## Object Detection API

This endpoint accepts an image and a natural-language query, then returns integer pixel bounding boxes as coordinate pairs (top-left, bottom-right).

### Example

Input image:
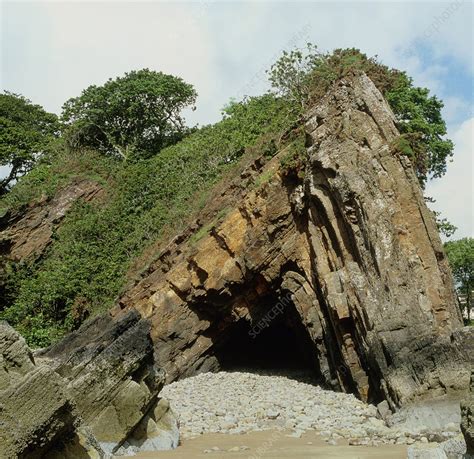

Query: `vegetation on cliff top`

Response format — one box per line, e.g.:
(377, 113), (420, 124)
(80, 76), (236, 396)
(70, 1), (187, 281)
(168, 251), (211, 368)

(0, 47), (458, 346)
(0, 93), (294, 346)
(268, 46), (453, 187)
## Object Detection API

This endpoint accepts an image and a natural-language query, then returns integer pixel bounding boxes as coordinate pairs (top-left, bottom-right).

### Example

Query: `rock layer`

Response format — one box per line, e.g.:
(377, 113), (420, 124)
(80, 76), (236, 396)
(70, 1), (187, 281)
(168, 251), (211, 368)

(0, 311), (177, 458)
(461, 371), (474, 456)
(117, 73), (471, 408)
(0, 321), (95, 458)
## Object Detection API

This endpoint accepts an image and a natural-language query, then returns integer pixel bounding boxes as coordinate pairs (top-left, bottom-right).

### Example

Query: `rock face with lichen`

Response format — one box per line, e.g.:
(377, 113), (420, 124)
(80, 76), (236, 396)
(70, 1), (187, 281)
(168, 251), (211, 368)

(461, 371), (474, 455)
(0, 311), (178, 458)
(117, 73), (472, 408)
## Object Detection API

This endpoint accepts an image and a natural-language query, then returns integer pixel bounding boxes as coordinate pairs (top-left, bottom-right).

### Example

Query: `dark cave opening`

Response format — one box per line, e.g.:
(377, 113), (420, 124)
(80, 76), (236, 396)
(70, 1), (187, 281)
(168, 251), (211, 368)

(213, 295), (320, 380)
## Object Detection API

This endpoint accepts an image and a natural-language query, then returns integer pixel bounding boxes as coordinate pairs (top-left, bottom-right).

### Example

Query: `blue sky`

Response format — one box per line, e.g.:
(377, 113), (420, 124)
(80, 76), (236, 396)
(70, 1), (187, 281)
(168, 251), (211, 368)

(1, 0), (473, 238)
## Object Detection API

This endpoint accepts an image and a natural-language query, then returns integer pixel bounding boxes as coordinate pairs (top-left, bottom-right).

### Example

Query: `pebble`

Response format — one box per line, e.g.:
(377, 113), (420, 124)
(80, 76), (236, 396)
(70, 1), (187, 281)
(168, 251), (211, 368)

(160, 370), (464, 446)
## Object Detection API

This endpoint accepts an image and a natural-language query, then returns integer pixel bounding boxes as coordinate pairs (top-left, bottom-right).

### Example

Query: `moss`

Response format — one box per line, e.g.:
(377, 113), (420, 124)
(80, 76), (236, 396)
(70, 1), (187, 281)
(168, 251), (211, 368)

(253, 168), (276, 189)
(390, 135), (414, 157)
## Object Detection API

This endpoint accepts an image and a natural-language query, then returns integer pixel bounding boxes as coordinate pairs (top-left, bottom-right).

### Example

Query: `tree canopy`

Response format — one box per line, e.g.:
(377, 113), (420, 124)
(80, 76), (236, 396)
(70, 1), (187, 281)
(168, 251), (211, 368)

(444, 237), (474, 322)
(61, 69), (197, 161)
(0, 92), (59, 194)
(268, 46), (453, 187)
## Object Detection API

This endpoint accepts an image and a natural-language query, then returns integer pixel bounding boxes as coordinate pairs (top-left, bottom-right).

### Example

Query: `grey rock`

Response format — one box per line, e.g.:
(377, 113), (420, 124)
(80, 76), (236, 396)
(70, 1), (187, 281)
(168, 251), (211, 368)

(377, 400), (392, 421)
(0, 311), (176, 458)
(0, 321), (104, 459)
(461, 370), (474, 455)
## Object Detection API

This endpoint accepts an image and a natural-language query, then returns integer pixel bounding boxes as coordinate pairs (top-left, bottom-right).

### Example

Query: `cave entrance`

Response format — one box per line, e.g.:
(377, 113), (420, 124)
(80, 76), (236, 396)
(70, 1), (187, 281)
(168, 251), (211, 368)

(214, 294), (320, 380)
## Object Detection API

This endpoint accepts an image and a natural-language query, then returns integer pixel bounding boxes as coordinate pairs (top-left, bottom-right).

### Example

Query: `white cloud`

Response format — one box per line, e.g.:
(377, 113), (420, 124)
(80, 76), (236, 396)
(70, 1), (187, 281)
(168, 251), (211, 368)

(426, 117), (474, 239)
(2, 2), (472, 125)
(0, 165), (10, 181)
(442, 96), (472, 126)
(1, 1), (472, 237)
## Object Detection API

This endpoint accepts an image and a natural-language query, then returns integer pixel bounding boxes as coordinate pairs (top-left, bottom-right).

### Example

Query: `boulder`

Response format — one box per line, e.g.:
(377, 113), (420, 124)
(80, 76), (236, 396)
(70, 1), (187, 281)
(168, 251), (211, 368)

(0, 310), (178, 457)
(461, 370), (474, 456)
(0, 321), (101, 458)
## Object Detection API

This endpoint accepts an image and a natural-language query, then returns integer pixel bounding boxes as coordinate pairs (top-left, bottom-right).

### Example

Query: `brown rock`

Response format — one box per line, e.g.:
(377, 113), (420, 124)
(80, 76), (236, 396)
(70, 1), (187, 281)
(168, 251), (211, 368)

(117, 74), (471, 408)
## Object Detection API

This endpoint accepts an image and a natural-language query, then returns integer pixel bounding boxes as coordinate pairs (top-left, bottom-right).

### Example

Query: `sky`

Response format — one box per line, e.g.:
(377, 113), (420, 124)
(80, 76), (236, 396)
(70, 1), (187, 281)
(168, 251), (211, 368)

(1, 0), (473, 239)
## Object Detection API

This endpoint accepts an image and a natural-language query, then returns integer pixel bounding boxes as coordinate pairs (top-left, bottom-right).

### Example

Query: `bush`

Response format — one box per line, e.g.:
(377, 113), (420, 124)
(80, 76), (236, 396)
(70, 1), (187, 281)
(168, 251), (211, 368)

(0, 93), (297, 346)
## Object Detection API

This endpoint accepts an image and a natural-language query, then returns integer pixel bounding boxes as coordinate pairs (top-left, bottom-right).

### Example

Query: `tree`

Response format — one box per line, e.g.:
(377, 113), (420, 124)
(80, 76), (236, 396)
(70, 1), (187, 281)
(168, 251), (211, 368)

(61, 69), (197, 161)
(385, 75), (453, 186)
(444, 238), (474, 322)
(0, 92), (59, 194)
(267, 43), (322, 110)
(268, 46), (453, 187)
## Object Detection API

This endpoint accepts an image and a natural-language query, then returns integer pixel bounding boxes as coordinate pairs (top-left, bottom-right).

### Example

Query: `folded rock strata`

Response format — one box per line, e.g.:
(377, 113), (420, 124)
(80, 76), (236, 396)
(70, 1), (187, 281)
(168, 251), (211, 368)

(0, 72), (471, 457)
(117, 73), (472, 408)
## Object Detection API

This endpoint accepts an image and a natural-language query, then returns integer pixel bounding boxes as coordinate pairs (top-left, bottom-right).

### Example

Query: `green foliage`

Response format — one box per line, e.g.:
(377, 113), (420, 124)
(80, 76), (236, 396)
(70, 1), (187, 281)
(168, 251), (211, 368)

(267, 43), (321, 110)
(0, 92), (60, 194)
(279, 127), (307, 180)
(61, 69), (197, 161)
(444, 238), (474, 322)
(435, 214), (458, 238)
(385, 76), (453, 186)
(1, 93), (296, 346)
(253, 168), (276, 189)
(0, 149), (114, 213)
(268, 46), (453, 186)
(391, 135), (414, 158)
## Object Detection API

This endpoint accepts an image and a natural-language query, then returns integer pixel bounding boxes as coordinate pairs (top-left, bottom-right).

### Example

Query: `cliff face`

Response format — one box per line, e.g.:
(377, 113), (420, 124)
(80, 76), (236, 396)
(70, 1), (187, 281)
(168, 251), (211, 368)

(117, 74), (471, 408)
(0, 75), (471, 458)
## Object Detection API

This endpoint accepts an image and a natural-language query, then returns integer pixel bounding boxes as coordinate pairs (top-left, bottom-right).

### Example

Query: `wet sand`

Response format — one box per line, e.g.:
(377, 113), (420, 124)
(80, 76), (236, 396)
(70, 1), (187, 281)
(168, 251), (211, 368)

(127, 430), (407, 458)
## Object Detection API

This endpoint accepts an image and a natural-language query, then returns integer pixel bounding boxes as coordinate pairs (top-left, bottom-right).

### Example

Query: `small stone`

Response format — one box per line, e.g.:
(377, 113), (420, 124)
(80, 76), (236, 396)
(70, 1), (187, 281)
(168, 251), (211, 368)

(445, 422), (458, 432)
(266, 409), (280, 419)
(228, 446), (240, 452)
(420, 437), (428, 443)
(211, 446), (220, 451)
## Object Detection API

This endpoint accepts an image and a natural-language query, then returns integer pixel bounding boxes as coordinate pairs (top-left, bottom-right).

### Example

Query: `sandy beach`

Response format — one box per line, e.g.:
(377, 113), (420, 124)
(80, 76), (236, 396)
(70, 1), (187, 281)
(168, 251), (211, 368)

(127, 430), (407, 458)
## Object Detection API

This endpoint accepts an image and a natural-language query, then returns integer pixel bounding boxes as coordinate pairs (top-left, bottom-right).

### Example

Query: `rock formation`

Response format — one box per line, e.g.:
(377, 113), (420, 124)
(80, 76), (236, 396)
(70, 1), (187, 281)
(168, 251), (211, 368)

(117, 73), (472, 408)
(0, 73), (472, 457)
(0, 178), (102, 263)
(462, 371), (474, 456)
(0, 178), (103, 308)
(0, 311), (178, 458)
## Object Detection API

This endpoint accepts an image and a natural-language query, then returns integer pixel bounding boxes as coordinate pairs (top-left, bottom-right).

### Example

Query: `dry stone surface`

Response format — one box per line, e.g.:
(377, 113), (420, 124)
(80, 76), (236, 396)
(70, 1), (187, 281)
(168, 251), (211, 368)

(161, 370), (467, 456)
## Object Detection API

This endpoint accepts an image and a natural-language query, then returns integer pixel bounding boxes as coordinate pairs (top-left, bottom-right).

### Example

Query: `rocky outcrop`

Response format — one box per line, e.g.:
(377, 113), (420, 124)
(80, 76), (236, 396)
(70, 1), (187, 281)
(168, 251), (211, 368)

(0, 311), (178, 458)
(0, 178), (103, 309)
(1, 72), (471, 457)
(0, 178), (103, 263)
(0, 320), (101, 458)
(117, 73), (472, 408)
(461, 371), (474, 456)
